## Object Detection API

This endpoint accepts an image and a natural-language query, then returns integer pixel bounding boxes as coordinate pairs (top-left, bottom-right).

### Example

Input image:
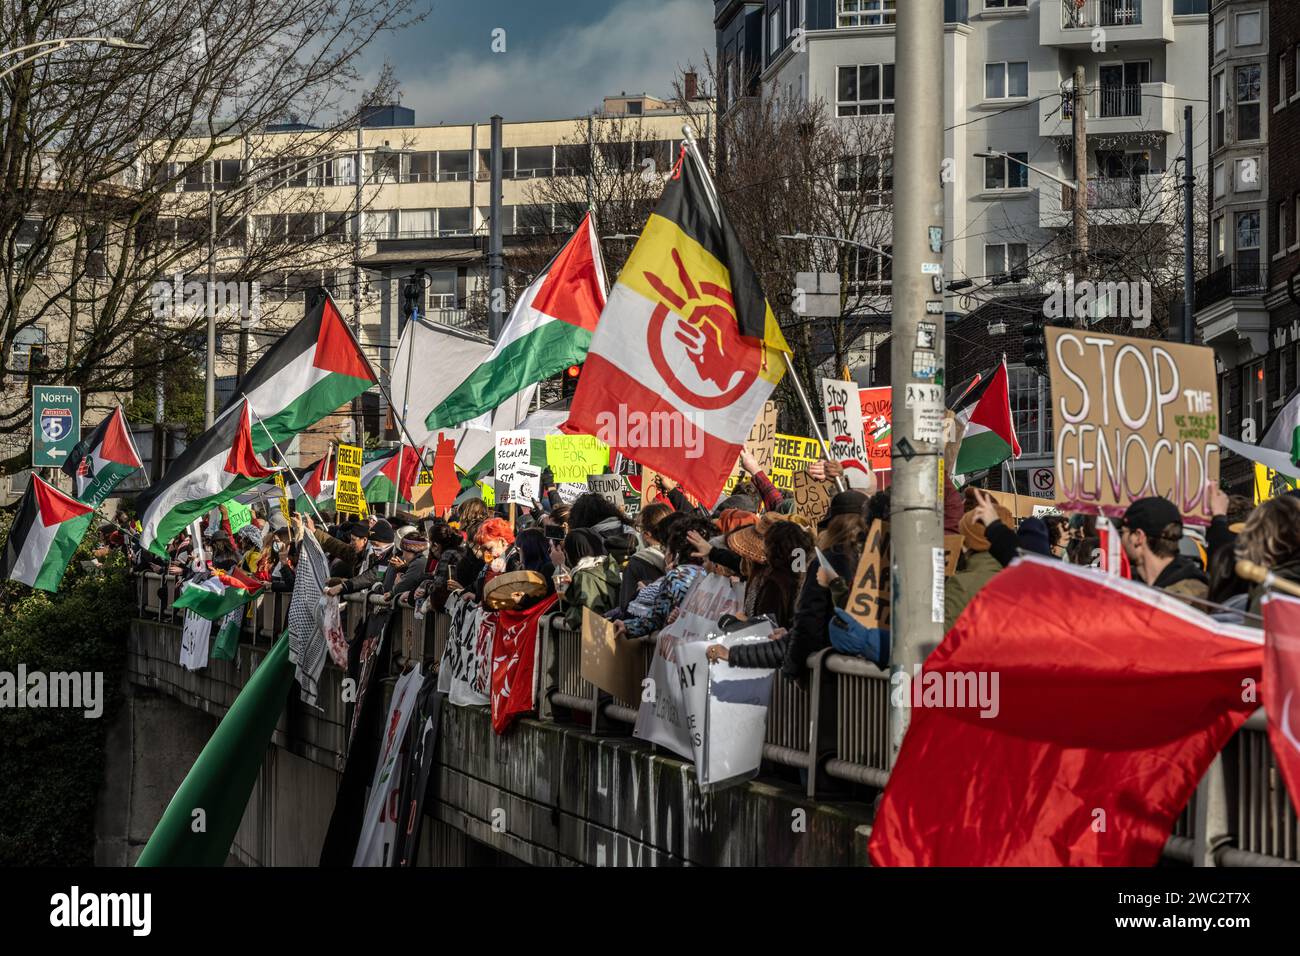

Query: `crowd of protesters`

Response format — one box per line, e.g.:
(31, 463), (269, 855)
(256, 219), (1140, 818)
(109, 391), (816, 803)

(117, 443), (1297, 690)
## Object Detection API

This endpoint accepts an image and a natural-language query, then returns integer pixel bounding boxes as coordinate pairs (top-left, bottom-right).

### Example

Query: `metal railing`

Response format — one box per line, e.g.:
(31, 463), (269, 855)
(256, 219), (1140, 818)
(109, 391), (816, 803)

(133, 571), (1298, 865)
(1193, 264), (1270, 312)
(1062, 0), (1142, 29)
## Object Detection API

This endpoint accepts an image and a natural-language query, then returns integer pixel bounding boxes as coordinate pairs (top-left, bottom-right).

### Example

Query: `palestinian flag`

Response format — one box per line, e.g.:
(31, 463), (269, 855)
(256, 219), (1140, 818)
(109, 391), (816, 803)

(362, 445), (422, 508)
(173, 567), (264, 620)
(61, 405), (143, 506)
(1261, 386), (1300, 466)
(216, 289), (376, 454)
(137, 401), (278, 556)
(426, 214), (607, 431)
(0, 476), (94, 592)
(953, 359), (1021, 476)
(291, 454), (336, 512)
(561, 144), (791, 505)
(137, 631), (295, 866)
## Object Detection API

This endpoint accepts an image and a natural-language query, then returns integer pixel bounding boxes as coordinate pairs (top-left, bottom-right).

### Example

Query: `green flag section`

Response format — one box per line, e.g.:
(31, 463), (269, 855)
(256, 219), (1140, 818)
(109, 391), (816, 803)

(954, 360), (1021, 476)
(1260, 386), (1300, 466)
(212, 609), (245, 662)
(425, 213), (607, 431)
(136, 631), (295, 866)
(0, 475), (94, 593)
(61, 405), (143, 506)
(215, 290), (377, 454)
(173, 568), (264, 621)
(136, 401), (279, 556)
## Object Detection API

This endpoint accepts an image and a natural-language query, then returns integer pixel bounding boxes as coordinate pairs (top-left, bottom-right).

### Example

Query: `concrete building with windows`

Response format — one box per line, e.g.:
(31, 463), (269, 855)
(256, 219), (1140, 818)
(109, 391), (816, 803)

(717, 0), (1210, 491)
(157, 92), (713, 461)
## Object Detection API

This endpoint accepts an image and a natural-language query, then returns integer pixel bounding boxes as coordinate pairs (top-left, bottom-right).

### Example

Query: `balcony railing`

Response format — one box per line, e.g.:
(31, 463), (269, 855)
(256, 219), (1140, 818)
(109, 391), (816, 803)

(1062, 0), (1142, 29)
(1098, 83), (1142, 119)
(1194, 264), (1270, 312)
(134, 570), (1300, 865)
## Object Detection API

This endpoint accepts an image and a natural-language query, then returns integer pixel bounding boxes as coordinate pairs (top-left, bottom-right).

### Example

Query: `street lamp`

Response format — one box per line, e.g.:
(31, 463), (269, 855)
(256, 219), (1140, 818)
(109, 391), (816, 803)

(778, 232), (893, 260)
(974, 150), (1079, 193)
(200, 144), (404, 426)
(0, 36), (150, 82)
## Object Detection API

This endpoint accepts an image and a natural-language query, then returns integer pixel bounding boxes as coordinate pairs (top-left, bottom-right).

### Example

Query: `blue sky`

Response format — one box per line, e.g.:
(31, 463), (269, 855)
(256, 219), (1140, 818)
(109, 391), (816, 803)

(360, 0), (715, 125)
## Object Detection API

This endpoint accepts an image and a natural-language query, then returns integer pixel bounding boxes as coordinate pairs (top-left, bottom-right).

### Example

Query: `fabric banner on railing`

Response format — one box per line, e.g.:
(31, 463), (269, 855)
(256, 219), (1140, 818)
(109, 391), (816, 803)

(490, 594), (558, 734)
(354, 664), (425, 867)
(1261, 594), (1300, 817)
(440, 592), (490, 707)
(394, 679), (444, 868)
(287, 531), (331, 709)
(179, 610), (211, 672)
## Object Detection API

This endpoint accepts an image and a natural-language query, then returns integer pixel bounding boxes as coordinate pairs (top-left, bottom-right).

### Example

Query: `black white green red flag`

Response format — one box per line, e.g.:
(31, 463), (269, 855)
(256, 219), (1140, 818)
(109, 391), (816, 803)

(953, 359), (1021, 476)
(61, 405), (143, 506)
(215, 289), (376, 454)
(136, 401), (278, 556)
(0, 475), (94, 592)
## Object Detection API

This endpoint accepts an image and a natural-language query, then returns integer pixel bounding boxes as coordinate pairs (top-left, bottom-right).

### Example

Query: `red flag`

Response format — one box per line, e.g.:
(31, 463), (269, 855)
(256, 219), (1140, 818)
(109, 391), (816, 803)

(490, 594), (559, 734)
(869, 556), (1263, 866)
(1097, 524), (1131, 577)
(1261, 594), (1300, 816)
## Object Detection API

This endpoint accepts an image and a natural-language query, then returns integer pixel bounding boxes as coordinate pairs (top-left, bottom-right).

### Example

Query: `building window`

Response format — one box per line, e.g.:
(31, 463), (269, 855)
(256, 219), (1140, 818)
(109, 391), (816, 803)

(1213, 72), (1225, 148)
(1236, 11), (1261, 47)
(838, 153), (893, 204)
(1213, 163), (1225, 198)
(1213, 216), (1225, 267)
(1294, 194), (1300, 246)
(438, 207), (471, 236)
(769, 9), (781, 56)
(1244, 361), (1265, 435)
(1279, 203), (1288, 256)
(1236, 210), (1261, 273)
(1214, 17), (1226, 54)
(1236, 157), (1260, 191)
(984, 151), (1029, 190)
(1008, 365), (1048, 456)
(837, 64), (895, 115)
(838, 0), (896, 27)
(985, 0), (1028, 8)
(1236, 64), (1261, 141)
(985, 242), (1028, 276)
(985, 61), (1029, 100)
(1281, 54), (1289, 107)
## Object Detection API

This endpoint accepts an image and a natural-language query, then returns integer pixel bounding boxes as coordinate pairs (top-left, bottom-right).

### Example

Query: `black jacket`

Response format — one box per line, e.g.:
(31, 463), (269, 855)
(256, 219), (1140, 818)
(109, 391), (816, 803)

(589, 516), (638, 567)
(1152, 555), (1209, 592)
(986, 519), (1019, 568)
(782, 544), (856, 682)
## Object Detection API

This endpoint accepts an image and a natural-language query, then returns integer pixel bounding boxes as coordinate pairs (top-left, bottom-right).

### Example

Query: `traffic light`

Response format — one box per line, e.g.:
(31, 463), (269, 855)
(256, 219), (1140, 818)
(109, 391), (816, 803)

(1022, 318), (1047, 374)
(402, 272), (424, 324)
(561, 363), (582, 398)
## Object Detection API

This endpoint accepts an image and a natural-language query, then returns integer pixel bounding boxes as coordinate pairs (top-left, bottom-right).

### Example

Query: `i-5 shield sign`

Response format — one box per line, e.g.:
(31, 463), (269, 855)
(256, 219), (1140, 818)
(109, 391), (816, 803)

(32, 386), (80, 467)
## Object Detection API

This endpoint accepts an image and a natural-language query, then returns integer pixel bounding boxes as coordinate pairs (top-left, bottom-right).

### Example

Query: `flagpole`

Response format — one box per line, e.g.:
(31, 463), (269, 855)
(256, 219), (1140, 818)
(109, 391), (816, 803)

(680, 125), (845, 495)
(239, 394), (325, 526)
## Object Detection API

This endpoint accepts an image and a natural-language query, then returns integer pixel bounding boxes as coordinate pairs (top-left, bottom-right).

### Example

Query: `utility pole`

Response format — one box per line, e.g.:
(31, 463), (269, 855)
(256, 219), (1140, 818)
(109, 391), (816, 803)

(488, 115), (505, 342)
(1072, 64), (1089, 279)
(1182, 104), (1196, 344)
(888, 0), (945, 766)
(585, 113), (595, 211)
(205, 174), (217, 428)
(351, 119), (365, 443)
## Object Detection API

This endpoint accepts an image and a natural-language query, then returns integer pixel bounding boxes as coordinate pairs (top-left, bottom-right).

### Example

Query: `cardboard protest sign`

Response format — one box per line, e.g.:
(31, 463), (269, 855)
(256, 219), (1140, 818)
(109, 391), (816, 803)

(641, 465), (700, 509)
(943, 534), (964, 576)
(846, 520), (891, 629)
(722, 400), (779, 495)
(580, 607), (645, 704)
(545, 434), (609, 484)
(588, 472), (625, 509)
(1046, 328), (1220, 522)
(494, 429), (531, 489)
(791, 471), (834, 526)
(335, 443), (368, 517)
(1255, 462), (1300, 504)
(771, 433), (823, 491)
(859, 387), (892, 473)
(822, 378), (868, 466)
(555, 482), (587, 505)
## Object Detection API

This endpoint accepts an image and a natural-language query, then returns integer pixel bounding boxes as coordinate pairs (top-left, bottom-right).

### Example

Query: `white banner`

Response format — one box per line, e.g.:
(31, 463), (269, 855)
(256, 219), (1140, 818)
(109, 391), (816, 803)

(179, 610), (211, 672)
(354, 664), (425, 866)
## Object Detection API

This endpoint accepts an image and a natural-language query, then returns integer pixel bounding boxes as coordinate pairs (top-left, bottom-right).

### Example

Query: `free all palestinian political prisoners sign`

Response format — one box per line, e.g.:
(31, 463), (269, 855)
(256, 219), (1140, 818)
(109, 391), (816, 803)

(1046, 328), (1219, 523)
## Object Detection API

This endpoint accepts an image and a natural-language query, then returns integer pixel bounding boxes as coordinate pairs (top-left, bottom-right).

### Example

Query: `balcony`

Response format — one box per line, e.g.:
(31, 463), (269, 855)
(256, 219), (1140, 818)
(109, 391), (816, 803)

(1041, 0), (1173, 48)
(1195, 264), (1270, 363)
(1038, 172), (1177, 229)
(1039, 82), (1177, 139)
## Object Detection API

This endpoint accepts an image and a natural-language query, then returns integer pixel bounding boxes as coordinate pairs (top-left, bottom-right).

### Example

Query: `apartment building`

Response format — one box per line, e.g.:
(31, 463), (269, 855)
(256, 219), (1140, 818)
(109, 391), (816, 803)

(717, 0), (1209, 490)
(157, 93), (713, 463)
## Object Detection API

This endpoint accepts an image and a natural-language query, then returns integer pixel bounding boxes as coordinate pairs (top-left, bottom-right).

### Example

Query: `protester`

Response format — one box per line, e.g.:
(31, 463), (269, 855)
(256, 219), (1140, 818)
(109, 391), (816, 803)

(311, 518), (368, 580)
(618, 502), (671, 611)
(1119, 497), (1208, 601)
(554, 527), (622, 629)
(944, 490), (1014, 632)
(781, 490), (867, 683)
(615, 516), (715, 639)
(568, 493), (637, 566)
(1236, 494), (1300, 613)
(472, 517), (515, 601)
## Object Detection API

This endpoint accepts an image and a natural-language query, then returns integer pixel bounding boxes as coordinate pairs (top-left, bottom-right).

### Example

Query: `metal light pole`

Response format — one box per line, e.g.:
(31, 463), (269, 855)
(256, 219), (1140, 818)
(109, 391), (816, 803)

(488, 115), (505, 342)
(1182, 105), (1196, 344)
(888, 0), (946, 766)
(0, 35), (149, 82)
(1072, 65), (1090, 278)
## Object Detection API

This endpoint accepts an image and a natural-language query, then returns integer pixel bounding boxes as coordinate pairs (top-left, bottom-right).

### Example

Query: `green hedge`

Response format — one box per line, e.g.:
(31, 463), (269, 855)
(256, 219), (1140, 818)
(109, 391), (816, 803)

(0, 512), (133, 865)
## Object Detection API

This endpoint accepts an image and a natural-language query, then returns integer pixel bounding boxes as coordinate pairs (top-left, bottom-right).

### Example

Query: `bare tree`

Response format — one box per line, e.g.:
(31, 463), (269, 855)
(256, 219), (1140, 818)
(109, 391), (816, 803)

(0, 0), (424, 463)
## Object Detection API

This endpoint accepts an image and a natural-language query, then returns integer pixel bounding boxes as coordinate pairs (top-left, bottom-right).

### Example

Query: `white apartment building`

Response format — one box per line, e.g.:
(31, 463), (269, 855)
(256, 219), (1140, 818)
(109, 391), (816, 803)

(740, 0), (1209, 305)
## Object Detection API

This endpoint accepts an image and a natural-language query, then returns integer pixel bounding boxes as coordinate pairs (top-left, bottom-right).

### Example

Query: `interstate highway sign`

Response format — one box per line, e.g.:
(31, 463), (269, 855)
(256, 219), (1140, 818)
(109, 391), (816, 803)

(32, 385), (80, 468)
